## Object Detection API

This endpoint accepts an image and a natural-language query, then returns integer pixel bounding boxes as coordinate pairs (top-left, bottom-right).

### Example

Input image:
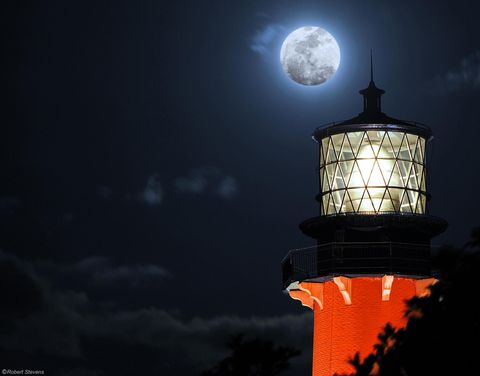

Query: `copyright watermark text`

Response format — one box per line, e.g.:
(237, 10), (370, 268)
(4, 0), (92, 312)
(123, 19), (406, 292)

(2, 370), (45, 375)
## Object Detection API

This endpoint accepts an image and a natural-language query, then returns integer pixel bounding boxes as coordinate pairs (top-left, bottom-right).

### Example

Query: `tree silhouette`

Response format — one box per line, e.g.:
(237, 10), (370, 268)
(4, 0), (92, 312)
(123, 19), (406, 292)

(201, 334), (301, 376)
(346, 227), (480, 376)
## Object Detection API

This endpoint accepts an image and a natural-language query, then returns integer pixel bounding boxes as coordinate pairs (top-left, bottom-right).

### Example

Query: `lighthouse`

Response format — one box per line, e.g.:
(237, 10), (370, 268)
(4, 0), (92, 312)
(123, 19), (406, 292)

(281, 58), (447, 376)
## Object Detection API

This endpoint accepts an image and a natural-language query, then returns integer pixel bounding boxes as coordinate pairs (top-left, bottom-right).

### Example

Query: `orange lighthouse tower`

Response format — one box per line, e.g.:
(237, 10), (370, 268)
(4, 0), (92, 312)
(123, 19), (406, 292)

(281, 60), (447, 376)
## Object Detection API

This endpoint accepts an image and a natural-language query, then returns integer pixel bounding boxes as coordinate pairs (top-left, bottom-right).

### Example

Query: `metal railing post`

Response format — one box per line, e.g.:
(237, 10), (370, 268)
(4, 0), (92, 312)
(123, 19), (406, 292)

(389, 242), (393, 274)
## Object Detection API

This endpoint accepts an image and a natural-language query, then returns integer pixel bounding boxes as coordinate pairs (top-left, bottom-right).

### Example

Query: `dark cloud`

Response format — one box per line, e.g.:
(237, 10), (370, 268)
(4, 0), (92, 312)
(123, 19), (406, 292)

(120, 174), (164, 205)
(0, 251), (312, 375)
(216, 176), (238, 200)
(429, 50), (480, 94)
(97, 186), (112, 200)
(90, 262), (170, 286)
(174, 167), (238, 200)
(41, 255), (171, 289)
(99, 168), (237, 206)
(0, 251), (43, 320)
(141, 174), (163, 205)
(250, 23), (285, 56)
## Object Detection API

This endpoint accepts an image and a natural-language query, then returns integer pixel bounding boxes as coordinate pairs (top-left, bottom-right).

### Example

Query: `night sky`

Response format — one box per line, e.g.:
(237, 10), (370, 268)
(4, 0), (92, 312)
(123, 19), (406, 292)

(1, 1), (480, 374)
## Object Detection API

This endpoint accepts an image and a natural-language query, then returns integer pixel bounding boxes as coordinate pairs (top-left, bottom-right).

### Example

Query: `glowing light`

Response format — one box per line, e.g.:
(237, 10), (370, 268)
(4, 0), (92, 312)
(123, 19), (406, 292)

(350, 143), (397, 212)
(320, 131), (426, 215)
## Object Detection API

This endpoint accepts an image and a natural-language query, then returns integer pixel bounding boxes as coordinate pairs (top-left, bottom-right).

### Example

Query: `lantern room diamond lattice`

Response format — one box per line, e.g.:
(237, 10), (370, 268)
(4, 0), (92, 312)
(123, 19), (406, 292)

(319, 130), (427, 215)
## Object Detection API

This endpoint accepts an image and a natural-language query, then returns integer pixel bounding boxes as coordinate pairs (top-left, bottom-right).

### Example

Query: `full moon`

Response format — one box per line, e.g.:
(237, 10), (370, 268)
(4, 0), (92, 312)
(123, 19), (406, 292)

(280, 26), (340, 86)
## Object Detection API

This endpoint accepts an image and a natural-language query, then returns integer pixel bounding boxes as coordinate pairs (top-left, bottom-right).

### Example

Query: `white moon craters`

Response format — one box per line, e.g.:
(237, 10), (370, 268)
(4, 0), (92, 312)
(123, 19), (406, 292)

(280, 26), (340, 86)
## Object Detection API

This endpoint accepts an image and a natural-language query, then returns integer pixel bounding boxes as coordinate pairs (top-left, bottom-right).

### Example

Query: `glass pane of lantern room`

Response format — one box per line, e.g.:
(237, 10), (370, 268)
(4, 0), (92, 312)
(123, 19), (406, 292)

(346, 132), (364, 157)
(388, 188), (403, 212)
(367, 187), (385, 212)
(334, 164), (346, 190)
(326, 193), (336, 215)
(379, 189), (395, 212)
(418, 194), (426, 213)
(326, 137), (337, 164)
(358, 189), (375, 213)
(406, 134), (419, 161)
(377, 158), (395, 186)
(346, 188), (365, 212)
(397, 160), (412, 188)
(331, 134), (344, 160)
(321, 138), (329, 167)
(332, 189), (346, 213)
(341, 189), (354, 213)
(413, 138), (424, 163)
(322, 194), (329, 215)
(412, 163), (423, 190)
(326, 163), (336, 190)
(399, 190), (413, 213)
(358, 133), (376, 160)
(366, 130), (384, 146)
(419, 138), (426, 164)
(383, 132), (398, 159)
(349, 161), (367, 188)
(339, 135), (354, 161)
(421, 169), (426, 191)
(406, 163), (419, 190)
(398, 134), (412, 161)
(388, 131), (403, 154)
(406, 189), (419, 212)
(320, 167), (328, 192)
(339, 160), (355, 187)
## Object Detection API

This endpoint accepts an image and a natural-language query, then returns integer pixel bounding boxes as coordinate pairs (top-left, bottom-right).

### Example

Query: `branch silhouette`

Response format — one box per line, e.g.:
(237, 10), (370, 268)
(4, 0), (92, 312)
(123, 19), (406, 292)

(344, 227), (480, 376)
(201, 334), (301, 376)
